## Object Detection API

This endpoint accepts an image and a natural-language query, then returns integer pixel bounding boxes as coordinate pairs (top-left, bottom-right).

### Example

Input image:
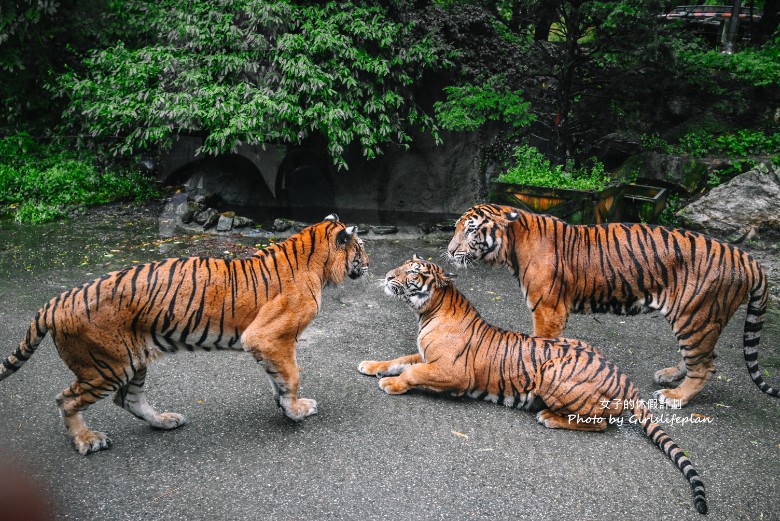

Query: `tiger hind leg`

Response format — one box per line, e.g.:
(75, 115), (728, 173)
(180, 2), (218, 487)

(653, 324), (719, 408)
(113, 366), (186, 430)
(653, 358), (716, 408)
(56, 378), (118, 455)
(534, 354), (626, 432)
(535, 409), (607, 432)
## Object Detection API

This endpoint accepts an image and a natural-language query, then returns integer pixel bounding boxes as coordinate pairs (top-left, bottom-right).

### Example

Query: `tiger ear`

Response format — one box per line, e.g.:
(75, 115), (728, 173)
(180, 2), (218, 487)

(324, 213), (340, 223)
(412, 253), (423, 261)
(336, 226), (356, 246)
(504, 211), (519, 222)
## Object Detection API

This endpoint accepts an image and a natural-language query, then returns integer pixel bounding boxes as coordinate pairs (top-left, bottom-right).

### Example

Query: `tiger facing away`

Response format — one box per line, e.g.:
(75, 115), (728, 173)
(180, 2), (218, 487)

(0, 214), (368, 455)
(359, 256), (708, 514)
(446, 203), (779, 407)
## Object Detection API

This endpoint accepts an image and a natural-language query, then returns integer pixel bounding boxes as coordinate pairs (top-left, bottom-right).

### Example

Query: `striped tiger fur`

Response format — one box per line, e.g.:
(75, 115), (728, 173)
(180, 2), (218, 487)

(446, 203), (778, 407)
(359, 256), (708, 514)
(0, 214), (369, 455)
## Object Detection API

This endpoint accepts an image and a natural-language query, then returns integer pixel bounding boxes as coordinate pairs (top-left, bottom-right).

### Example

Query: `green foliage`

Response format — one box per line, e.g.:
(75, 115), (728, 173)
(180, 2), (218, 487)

(0, 136), (159, 223)
(658, 193), (683, 228)
(434, 79), (536, 132)
(0, 0), (57, 72)
(670, 129), (779, 188)
(55, 0), (448, 169)
(498, 145), (611, 191)
(675, 129), (780, 157)
(1, 0), (116, 129)
(678, 36), (780, 88)
(639, 133), (672, 153)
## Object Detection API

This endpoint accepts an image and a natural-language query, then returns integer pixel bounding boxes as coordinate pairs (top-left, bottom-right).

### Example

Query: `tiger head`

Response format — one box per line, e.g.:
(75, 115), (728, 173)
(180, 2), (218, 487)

(446, 204), (519, 267)
(324, 214), (369, 281)
(384, 255), (456, 310)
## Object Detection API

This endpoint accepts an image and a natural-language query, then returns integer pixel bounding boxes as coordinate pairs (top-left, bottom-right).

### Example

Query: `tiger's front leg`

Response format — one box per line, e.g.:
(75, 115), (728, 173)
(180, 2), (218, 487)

(532, 303), (569, 338)
(358, 353), (422, 377)
(378, 363), (465, 396)
(242, 319), (317, 421)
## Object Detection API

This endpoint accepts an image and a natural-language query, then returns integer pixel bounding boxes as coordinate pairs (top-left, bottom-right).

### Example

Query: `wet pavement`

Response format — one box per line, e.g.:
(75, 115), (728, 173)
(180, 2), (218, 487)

(0, 201), (779, 520)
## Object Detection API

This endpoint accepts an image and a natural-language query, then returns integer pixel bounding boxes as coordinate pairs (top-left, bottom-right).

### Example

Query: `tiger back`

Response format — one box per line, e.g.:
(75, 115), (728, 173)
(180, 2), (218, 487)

(0, 214), (369, 455)
(446, 203), (779, 407)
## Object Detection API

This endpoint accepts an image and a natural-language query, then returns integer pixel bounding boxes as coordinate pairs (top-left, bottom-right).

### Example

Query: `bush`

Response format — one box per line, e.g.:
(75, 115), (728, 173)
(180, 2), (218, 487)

(0, 137), (160, 223)
(497, 145), (611, 191)
(657, 193), (683, 228)
(679, 38), (780, 88)
(675, 129), (780, 158)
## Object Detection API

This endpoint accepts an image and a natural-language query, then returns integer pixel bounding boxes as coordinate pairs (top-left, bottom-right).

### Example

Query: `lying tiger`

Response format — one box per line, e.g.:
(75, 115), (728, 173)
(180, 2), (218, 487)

(0, 214), (368, 455)
(446, 203), (778, 407)
(360, 256), (708, 514)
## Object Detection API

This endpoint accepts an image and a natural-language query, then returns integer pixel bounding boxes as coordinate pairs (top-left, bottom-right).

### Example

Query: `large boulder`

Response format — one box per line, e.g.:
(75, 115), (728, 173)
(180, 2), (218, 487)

(678, 162), (780, 243)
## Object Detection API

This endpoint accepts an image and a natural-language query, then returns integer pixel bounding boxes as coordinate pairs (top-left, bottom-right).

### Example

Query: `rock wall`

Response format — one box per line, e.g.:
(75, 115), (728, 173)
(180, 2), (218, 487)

(157, 128), (496, 223)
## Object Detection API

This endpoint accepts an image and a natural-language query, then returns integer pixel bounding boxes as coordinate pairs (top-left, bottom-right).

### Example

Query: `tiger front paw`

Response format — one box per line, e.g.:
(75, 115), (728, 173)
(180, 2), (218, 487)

(358, 360), (388, 376)
(281, 397), (319, 421)
(378, 376), (409, 395)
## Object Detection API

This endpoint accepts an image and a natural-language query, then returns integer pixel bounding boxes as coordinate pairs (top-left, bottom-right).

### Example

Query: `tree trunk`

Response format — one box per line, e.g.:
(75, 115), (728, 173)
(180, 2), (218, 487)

(534, 0), (560, 41)
(722, 0), (742, 54)
(756, 0), (779, 42)
(553, 1), (580, 164)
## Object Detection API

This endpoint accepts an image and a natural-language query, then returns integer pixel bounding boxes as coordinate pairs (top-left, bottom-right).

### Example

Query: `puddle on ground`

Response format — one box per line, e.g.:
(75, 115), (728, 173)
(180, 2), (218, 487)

(0, 201), (267, 307)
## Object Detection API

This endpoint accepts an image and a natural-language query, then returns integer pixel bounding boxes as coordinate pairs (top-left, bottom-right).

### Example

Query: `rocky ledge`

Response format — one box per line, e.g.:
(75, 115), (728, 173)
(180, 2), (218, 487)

(166, 192), (457, 241)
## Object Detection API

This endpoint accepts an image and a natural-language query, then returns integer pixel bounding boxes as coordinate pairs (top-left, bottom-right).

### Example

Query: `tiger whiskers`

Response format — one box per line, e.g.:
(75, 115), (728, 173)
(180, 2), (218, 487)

(442, 251), (474, 269)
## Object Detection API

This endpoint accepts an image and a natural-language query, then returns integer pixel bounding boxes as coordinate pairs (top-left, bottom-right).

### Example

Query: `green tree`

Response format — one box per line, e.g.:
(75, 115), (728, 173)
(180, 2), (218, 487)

(1, 0), (115, 131)
(55, 0), (449, 169)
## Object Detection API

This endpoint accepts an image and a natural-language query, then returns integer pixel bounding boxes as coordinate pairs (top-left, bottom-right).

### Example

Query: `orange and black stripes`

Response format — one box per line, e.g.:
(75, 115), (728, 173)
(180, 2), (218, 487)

(0, 310), (48, 380)
(448, 204), (778, 404)
(366, 258), (707, 514)
(632, 400), (708, 514)
(22, 221), (348, 357)
(1, 215), (369, 454)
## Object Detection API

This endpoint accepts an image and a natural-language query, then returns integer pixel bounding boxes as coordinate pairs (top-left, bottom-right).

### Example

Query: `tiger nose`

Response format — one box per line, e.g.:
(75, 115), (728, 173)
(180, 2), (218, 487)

(447, 238), (459, 255)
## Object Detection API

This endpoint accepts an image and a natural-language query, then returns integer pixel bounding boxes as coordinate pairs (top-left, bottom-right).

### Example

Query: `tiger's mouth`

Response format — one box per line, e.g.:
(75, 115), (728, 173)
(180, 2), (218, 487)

(349, 266), (369, 279)
(349, 259), (369, 279)
(383, 278), (406, 299)
(444, 250), (475, 268)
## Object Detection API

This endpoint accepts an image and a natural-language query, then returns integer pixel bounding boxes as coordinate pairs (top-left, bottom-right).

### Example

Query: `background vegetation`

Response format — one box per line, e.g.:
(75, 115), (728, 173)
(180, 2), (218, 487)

(1, 0), (779, 221)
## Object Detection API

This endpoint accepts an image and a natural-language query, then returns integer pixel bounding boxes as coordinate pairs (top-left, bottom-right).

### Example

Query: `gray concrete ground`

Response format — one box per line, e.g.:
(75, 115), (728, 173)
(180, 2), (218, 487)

(1, 205), (779, 520)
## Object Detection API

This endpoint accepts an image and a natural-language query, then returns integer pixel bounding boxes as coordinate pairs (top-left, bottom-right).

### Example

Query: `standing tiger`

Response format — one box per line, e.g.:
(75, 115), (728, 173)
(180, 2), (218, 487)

(0, 214), (369, 455)
(446, 203), (778, 407)
(359, 256), (708, 514)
